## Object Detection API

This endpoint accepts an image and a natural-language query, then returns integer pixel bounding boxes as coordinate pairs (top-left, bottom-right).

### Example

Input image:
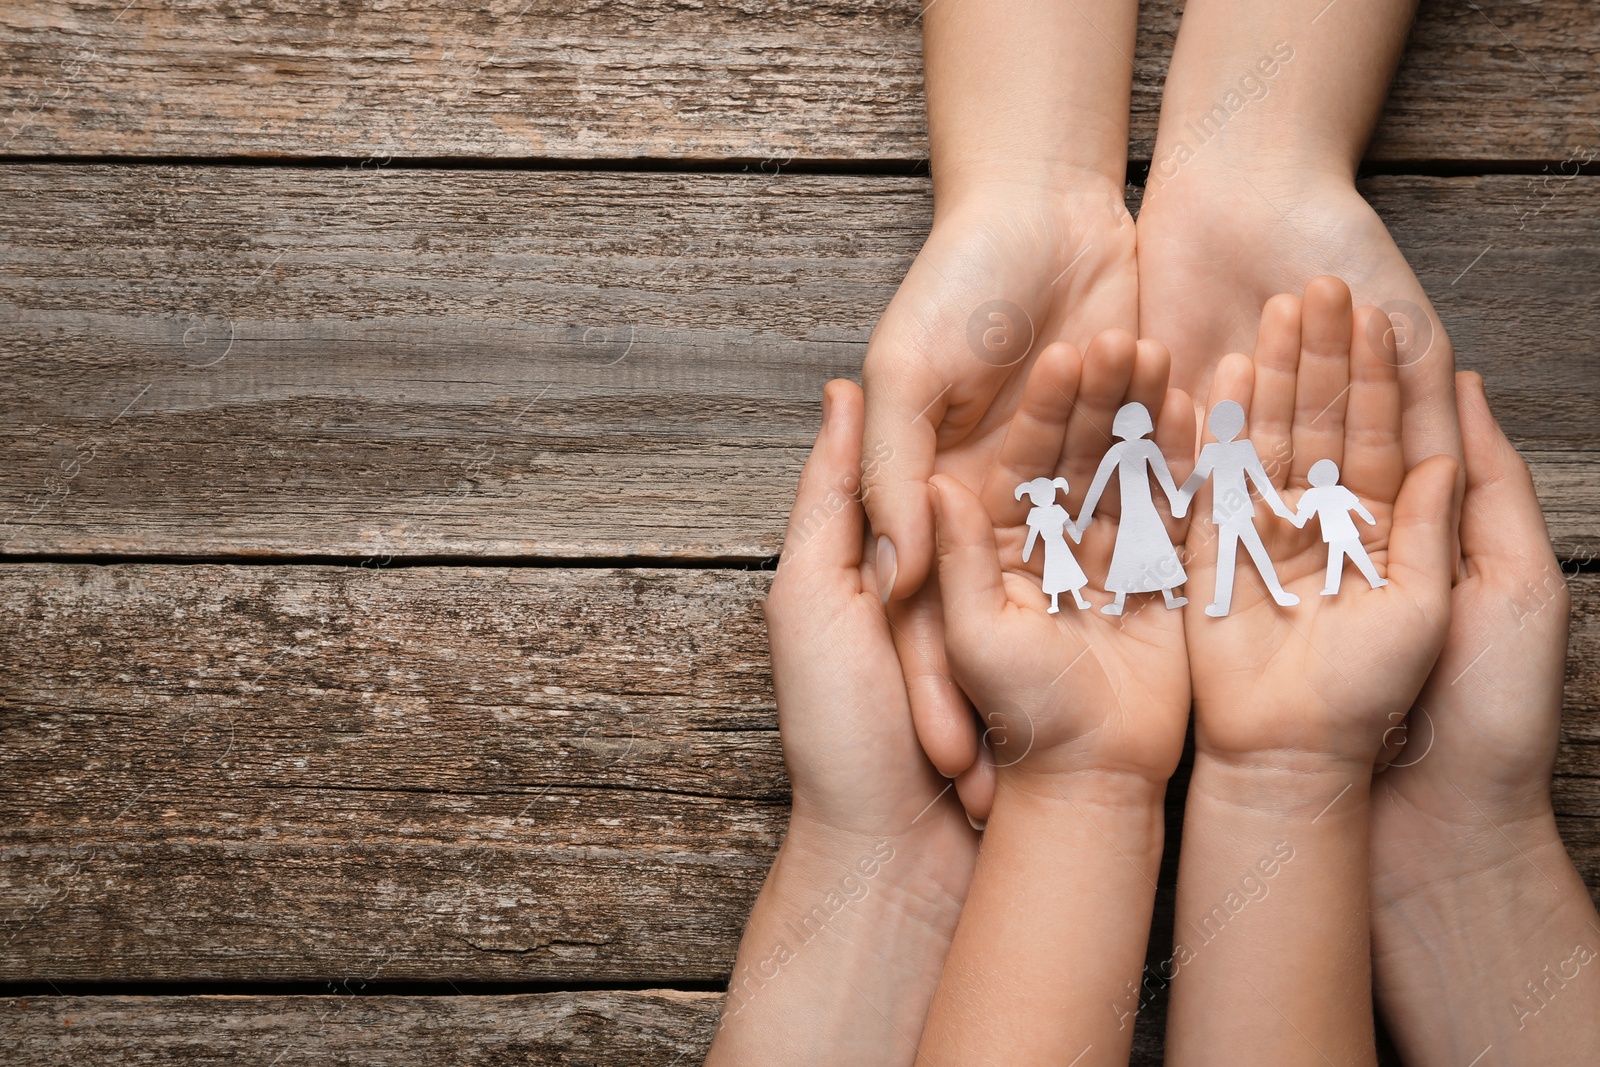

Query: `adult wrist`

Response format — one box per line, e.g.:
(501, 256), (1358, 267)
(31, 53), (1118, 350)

(779, 802), (971, 934)
(1141, 135), (1357, 209)
(1372, 797), (1565, 916)
(931, 160), (1131, 229)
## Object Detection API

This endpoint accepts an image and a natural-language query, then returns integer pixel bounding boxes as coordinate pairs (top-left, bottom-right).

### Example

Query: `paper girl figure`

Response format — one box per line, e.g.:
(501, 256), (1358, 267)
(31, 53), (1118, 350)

(1075, 403), (1188, 617)
(1015, 477), (1089, 613)
(1291, 459), (1387, 595)
(1174, 399), (1300, 617)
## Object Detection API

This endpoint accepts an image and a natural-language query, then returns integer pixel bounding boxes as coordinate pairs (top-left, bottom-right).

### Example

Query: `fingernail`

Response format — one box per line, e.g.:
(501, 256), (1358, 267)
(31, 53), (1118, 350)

(876, 535), (897, 605)
(967, 812), (987, 832)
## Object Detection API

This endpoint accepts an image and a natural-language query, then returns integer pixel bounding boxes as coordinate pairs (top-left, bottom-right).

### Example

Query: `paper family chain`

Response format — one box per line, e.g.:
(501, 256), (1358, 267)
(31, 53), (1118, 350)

(1016, 400), (1386, 619)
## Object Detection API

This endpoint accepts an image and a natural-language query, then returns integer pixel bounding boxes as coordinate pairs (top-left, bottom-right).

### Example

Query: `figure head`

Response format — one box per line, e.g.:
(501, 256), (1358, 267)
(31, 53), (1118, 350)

(1209, 399), (1245, 442)
(1112, 402), (1153, 441)
(1308, 458), (1339, 488)
(1014, 476), (1070, 508)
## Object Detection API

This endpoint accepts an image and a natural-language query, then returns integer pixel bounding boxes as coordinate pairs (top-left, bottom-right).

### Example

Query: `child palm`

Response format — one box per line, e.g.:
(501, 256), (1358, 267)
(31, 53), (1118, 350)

(931, 330), (1196, 782)
(1183, 277), (1459, 765)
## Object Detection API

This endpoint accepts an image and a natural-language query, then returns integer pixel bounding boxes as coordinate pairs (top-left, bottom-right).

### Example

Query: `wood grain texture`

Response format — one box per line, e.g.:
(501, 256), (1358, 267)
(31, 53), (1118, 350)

(0, 0), (1593, 162)
(2, 564), (1597, 988)
(2, 168), (1596, 560)
(0, 989), (1159, 1066)
(0, 992), (723, 1066)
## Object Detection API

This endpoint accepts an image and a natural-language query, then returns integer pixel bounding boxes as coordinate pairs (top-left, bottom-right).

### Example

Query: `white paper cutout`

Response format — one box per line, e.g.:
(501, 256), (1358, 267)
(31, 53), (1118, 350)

(1291, 458), (1387, 595)
(1076, 403), (1189, 616)
(1015, 477), (1089, 613)
(1174, 400), (1300, 617)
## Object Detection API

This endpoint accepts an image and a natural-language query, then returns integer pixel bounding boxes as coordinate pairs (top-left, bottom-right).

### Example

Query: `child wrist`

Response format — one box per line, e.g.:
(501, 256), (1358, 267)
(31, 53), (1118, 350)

(996, 763), (1171, 819)
(1190, 748), (1374, 818)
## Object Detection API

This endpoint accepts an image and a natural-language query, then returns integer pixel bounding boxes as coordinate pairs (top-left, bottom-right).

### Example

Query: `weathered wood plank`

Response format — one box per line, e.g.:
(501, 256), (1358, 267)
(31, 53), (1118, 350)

(0, 1), (1592, 162)
(0, 989), (1158, 1066)
(0, 992), (723, 1066)
(0, 564), (783, 982)
(1, 168), (1596, 560)
(1, 564), (1597, 984)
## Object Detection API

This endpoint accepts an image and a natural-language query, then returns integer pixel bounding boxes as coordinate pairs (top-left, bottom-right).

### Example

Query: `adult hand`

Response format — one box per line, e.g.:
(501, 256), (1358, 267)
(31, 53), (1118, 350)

(860, 0), (1142, 821)
(862, 184), (1138, 816)
(1137, 0), (1462, 474)
(1369, 374), (1600, 1062)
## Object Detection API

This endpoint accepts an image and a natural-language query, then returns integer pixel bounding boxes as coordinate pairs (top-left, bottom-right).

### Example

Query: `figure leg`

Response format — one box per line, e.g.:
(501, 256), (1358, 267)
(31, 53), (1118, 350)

(1206, 527), (1238, 617)
(1102, 591), (1127, 617)
(1240, 524), (1300, 607)
(1350, 541), (1387, 589)
(1321, 543), (1346, 596)
(1048, 591), (1061, 614)
(1071, 588), (1091, 610)
(1162, 586), (1188, 609)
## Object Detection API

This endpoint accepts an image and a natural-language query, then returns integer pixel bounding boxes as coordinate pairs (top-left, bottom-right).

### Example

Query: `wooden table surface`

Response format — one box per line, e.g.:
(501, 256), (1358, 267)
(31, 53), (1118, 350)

(1, 2), (1596, 1063)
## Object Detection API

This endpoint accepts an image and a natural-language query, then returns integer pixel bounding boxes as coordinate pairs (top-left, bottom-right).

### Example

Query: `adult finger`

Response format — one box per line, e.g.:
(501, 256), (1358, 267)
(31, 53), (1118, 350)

(775, 380), (869, 584)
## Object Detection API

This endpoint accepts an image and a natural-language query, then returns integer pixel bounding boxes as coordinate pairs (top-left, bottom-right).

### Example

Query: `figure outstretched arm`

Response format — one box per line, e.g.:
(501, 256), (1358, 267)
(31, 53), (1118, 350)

(1352, 496), (1377, 526)
(1147, 441), (1184, 511)
(1246, 451), (1295, 519)
(1174, 448), (1212, 519)
(1022, 523), (1040, 563)
(1075, 446), (1120, 530)
(1289, 492), (1313, 530)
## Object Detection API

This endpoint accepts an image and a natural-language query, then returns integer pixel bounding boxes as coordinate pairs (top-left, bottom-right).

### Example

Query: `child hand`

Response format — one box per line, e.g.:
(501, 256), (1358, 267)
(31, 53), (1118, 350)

(917, 332), (1199, 1066)
(1184, 276), (1459, 770)
(1370, 374), (1600, 1061)
(1165, 278), (1456, 1066)
(930, 329), (1195, 785)
(708, 380), (976, 1067)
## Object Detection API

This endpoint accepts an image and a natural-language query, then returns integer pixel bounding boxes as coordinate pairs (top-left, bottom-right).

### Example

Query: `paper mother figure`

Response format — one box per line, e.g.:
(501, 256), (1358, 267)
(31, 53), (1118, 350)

(1015, 477), (1089, 613)
(1075, 402), (1188, 617)
(1291, 458), (1387, 595)
(1174, 400), (1299, 618)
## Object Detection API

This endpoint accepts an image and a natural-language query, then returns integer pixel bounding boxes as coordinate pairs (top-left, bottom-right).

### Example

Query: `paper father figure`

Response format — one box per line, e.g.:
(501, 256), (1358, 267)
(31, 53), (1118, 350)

(1175, 400), (1299, 617)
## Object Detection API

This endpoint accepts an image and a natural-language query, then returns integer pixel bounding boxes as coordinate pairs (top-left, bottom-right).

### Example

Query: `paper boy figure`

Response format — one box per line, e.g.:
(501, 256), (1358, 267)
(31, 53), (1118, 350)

(1015, 477), (1089, 613)
(1174, 400), (1300, 617)
(1291, 459), (1387, 595)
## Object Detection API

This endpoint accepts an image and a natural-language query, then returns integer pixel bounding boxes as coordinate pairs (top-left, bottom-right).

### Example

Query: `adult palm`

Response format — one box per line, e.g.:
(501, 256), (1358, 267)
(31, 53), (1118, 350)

(861, 180), (1139, 800)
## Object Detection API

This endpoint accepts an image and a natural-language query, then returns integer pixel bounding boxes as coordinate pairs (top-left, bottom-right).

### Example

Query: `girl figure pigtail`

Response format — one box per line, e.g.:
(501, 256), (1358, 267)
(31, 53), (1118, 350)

(1016, 476), (1090, 614)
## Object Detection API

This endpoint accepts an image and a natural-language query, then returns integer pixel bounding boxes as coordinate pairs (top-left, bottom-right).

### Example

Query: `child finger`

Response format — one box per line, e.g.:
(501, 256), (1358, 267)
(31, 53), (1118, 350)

(1249, 293), (1302, 490)
(981, 341), (1082, 520)
(1127, 338), (1173, 420)
(1290, 276), (1354, 486)
(1340, 305), (1405, 504)
(1156, 387), (1197, 537)
(1386, 454), (1461, 607)
(953, 742), (996, 828)
(931, 474), (1012, 642)
(776, 379), (868, 579)
(1060, 329), (1138, 514)
(1189, 352), (1256, 535)
(889, 584), (981, 780)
